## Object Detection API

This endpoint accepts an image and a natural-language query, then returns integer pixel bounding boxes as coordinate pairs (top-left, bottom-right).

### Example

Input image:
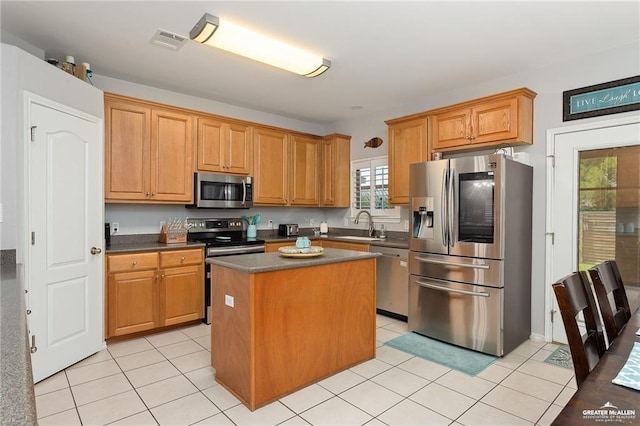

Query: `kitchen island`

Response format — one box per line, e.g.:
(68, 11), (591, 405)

(207, 248), (378, 411)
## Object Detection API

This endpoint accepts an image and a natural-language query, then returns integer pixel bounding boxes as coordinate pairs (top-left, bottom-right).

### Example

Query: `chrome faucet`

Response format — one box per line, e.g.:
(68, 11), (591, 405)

(354, 210), (374, 237)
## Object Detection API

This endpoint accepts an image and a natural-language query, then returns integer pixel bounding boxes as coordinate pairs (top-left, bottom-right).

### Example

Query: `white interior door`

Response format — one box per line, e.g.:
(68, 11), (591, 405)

(27, 93), (105, 382)
(546, 115), (640, 343)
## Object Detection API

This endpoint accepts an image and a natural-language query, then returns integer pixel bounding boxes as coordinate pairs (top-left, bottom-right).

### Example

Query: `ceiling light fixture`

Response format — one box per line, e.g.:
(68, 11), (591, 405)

(189, 13), (330, 78)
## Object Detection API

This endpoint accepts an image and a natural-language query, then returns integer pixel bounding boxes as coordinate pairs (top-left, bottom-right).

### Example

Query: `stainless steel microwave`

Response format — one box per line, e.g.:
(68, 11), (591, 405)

(188, 172), (253, 209)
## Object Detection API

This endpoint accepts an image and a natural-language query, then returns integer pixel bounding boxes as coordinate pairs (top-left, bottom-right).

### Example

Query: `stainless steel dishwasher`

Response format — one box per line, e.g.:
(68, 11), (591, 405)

(370, 246), (409, 319)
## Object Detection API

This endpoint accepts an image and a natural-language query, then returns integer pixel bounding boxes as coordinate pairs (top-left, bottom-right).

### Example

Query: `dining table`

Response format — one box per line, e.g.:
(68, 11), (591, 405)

(553, 306), (640, 425)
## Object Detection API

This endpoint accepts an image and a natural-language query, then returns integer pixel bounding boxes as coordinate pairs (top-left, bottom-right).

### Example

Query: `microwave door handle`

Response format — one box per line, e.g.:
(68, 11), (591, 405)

(441, 167), (448, 247)
(448, 167), (456, 247)
(242, 179), (247, 206)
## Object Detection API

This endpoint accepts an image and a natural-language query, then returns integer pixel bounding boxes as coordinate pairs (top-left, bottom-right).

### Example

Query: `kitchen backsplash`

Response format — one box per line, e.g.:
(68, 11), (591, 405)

(105, 204), (411, 236)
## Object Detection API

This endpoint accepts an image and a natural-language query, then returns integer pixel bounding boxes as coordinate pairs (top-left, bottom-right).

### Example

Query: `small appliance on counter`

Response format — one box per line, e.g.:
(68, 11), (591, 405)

(278, 224), (299, 237)
(105, 223), (111, 246)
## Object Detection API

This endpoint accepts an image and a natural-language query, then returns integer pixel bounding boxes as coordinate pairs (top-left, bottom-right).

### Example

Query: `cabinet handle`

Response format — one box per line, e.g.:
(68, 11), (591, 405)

(151, 192), (157, 196)
(132, 260), (138, 266)
(161, 274), (165, 279)
(180, 256), (185, 262)
(146, 192), (150, 196)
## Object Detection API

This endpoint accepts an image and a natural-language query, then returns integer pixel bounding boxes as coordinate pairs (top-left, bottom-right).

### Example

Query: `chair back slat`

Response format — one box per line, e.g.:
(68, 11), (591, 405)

(553, 271), (605, 388)
(588, 260), (631, 345)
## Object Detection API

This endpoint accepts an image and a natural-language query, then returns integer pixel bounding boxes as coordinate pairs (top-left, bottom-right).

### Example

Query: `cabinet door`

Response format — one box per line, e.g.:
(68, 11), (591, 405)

(321, 135), (351, 207)
(105, 100), (151, 201)
(471, 97), (518, 144)
(289, 134), (320, 206)
(150, 108), (194, 202)
(196, 117), (225, 172)
(226, 123), (253, 175)
(253, 127), (289, 205)
(107, 270), (159, 337)
(432, 109), (471, 150)
(388, 117), (428, 205)
(161, 264), (204, 326)
(197, 118), (252, 175)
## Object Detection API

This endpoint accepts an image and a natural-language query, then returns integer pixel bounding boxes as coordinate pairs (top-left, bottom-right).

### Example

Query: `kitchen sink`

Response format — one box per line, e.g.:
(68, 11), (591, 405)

(335, 236), (383, 242)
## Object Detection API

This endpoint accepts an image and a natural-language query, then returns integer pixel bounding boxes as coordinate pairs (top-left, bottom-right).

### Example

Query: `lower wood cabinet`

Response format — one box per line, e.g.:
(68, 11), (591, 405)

(106, 248), (204, 338)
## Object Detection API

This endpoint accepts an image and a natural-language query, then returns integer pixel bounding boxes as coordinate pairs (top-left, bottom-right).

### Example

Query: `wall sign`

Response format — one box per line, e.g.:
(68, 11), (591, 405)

(563, 75), (640, 121)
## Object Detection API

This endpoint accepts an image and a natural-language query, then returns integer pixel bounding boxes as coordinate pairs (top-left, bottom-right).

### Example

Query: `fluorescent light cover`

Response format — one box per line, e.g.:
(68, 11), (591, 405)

(190, 13), (330, 77)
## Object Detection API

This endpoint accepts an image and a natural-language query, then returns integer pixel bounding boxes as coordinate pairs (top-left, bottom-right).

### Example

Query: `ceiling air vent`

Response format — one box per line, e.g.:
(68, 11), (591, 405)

(151, 29), (187, 50)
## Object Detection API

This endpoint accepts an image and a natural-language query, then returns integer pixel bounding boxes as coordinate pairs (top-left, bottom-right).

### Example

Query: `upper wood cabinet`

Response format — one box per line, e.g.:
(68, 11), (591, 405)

(253, 128), (321, 206)
(385, 116), (428, 205)
(196, 116), (253, 175)
(321, 134), (351, 207)
(105, 94), (194, 203)
(431, 88), (536, 152)
(253, 127), (289, 205)
(289, 133), (321, 206)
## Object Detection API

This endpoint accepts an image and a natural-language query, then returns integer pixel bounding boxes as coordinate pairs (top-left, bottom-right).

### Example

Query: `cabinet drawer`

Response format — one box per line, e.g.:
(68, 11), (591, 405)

(160, 249), (204, 268)
(108, 252), (158, 273)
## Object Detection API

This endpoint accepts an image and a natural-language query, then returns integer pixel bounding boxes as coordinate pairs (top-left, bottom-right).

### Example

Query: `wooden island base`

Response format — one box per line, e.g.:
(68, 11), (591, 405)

(210, 255), (376, 411)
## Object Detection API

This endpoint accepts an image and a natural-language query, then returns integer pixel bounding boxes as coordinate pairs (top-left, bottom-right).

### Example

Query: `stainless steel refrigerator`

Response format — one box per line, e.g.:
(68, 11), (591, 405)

(408, 154), (532, 356)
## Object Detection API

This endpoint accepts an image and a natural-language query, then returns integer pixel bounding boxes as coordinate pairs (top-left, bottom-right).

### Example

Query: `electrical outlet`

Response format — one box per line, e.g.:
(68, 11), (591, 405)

(112, 222), (120, 234)
(310, 218), (315, 226)
(268, 220), (273, 228)
(225, 294), (235, 308)
(403, 219), (409, 231)
(343, 218), (350, 226)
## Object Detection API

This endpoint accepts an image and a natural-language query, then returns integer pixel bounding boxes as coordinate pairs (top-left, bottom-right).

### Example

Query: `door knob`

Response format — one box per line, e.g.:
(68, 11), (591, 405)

(90, 247), (102, 255)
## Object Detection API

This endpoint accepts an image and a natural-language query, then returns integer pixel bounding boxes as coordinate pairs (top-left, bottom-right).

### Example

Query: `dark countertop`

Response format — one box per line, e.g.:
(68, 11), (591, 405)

(1, 264), (38, 426)
(106, 241), (205, 254)
(207, 247), (379, 273)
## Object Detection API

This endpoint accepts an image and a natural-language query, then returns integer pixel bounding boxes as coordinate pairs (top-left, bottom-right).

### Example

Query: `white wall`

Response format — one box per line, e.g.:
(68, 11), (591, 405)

(0, 43), (104, 261)
(326, 40), (640, 338)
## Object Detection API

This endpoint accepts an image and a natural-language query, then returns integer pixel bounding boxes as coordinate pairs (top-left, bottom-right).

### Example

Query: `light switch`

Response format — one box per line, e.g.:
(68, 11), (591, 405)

(225, 294), (234, 308)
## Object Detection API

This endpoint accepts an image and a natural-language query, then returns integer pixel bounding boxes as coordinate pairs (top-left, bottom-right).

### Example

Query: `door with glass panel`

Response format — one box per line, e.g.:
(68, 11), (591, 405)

(548, 117), (640, 343)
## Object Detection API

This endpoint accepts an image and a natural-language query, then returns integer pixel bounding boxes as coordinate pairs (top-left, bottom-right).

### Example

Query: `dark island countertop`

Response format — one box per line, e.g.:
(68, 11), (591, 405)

(262, 234), (409, 249)
(1, 264), (38, 426)
(207, 247), (379, 273)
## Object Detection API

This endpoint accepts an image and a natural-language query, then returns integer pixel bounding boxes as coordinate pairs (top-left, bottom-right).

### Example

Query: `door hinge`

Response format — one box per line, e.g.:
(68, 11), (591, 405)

(30, 334), (38, 353)
(30, 126), (37, 142)
(546, 232), (555, 245)
(547, 154), (555, 168)
(31, 232), (35, 245)
(550, 309), (556, 323)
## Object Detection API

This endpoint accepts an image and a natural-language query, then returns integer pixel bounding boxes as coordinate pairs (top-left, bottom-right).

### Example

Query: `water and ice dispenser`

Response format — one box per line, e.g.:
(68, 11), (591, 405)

(412, 197), (434, 239)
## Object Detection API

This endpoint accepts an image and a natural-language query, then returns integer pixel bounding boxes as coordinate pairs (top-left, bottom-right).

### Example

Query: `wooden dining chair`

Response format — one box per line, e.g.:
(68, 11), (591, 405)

(552, 271), (606, 387)
(588, 260), (631, 346)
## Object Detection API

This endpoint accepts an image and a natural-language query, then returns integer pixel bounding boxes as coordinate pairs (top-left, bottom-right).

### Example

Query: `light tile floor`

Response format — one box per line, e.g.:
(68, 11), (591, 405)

(35, 315), (576, 425)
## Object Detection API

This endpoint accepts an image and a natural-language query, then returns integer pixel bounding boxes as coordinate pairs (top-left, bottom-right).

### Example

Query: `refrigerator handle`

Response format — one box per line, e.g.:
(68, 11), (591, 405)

(448, 167), (456, 247)
(441, 167), (448, 246)
(415, 279), (490, 297)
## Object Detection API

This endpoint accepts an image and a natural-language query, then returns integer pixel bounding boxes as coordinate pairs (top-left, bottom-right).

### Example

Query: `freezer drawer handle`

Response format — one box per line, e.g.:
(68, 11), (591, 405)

(416, 280), (490, 297)
(414, 256), (490, 270)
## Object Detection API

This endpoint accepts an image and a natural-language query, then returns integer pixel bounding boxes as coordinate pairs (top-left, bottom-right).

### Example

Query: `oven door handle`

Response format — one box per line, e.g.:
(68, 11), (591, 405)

(415, 279), (490, 297)
(207, 245), (265, 256)
(413, 256), (490, 270)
